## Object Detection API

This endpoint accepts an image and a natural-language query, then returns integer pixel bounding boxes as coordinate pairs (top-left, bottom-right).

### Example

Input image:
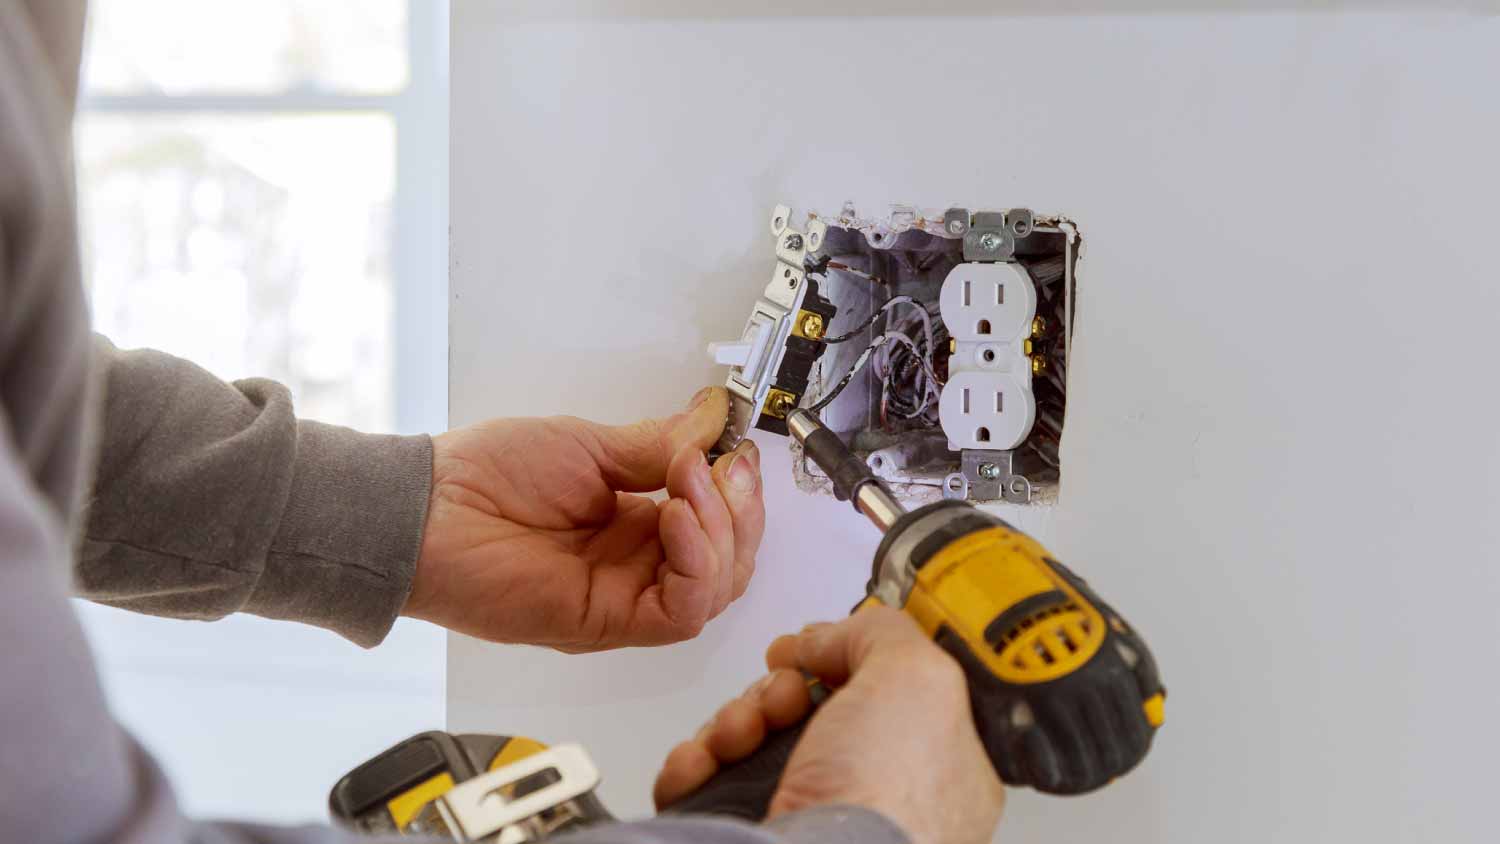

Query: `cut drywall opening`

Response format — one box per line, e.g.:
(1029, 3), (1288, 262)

(793, 206), (1077, 505)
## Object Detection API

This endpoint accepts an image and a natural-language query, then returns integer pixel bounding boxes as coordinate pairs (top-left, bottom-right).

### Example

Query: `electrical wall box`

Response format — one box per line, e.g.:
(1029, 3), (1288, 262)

(712, 203), (1079, 505)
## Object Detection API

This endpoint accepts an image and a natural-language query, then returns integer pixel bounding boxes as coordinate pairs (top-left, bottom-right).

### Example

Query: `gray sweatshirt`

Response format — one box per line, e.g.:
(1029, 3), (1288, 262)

(0, 3), (906, 843)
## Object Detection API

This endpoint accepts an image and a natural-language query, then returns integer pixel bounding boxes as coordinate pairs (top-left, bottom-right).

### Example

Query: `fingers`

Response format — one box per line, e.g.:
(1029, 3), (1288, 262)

(766, 633), (801, 671)
(653, 740), (718, 810)
(705, 697), (767, 762)
(757, 668), (815, 730)
(708, 439), (765, 604)
(786, 607), (934, 687)
(764, 622), (832, 671)
(583, 387), (730, 492)
(704, 669), (811, 759)
(653, 668), (812, 810)
(648, 434), (756, 639)
(585, 386), (763, 644)
(649, 497), (718, 639)
(665, 443), (737, 615)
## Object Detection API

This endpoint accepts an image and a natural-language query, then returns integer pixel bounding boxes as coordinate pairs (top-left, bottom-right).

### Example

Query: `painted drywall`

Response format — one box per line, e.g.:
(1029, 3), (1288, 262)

(449, 3), (1500, 840)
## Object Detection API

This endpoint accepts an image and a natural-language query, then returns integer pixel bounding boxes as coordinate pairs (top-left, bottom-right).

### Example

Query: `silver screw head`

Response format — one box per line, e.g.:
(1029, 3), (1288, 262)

(978, 232), (1003, 251)
(784, 234), (804, 250)
(978, 462), (1000, 480)
(947, 218), (967, 235)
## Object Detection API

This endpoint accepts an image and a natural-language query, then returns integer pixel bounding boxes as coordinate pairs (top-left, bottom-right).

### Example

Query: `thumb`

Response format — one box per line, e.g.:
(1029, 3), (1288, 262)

(586, 387), (729, 491)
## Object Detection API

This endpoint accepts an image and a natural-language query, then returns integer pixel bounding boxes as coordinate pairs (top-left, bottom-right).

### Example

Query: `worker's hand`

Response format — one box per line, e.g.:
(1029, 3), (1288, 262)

(653, 607), (1004, 844)
(403, 387), (764, 650)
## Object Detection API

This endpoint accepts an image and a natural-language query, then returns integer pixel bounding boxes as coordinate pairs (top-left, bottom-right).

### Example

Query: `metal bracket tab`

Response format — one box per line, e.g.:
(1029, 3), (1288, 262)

(950, 449), (1034, 504)
(436, 745), (601, 843)
(942, 207), (971, 237)
(963, 211), (1015, 261)
(962, 208), (1037, 262)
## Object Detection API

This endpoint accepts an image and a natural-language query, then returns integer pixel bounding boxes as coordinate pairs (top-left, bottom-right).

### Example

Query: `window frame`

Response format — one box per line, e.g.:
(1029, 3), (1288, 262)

(79, 0), (449, 435)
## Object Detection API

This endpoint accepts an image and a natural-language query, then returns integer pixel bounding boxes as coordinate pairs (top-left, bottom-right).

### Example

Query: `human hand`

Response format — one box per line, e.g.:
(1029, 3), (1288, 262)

(403, 387), (764, 651)
(653, 606), (1004, 844)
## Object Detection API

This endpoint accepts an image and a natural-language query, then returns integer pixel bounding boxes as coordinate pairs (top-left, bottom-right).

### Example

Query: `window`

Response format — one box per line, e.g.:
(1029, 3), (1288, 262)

(73, 1), (448, 823)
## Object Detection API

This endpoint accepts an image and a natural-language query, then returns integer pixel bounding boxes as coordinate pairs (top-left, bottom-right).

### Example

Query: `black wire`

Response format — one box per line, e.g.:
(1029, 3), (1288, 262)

(808, 338), (884, 413)
(823, 295), (923, 344)
(811, 329), (947, 417)
(880, 321), (944, 421)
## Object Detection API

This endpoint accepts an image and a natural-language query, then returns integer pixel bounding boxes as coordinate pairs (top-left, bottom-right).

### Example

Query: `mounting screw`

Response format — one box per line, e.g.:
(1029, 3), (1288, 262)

(978, 232), (1003, 251)
(784, 233), (804, 251)
(947, 218), (967, 235)
(800, 313), (825, 340)
(978, 462), (1000, 480)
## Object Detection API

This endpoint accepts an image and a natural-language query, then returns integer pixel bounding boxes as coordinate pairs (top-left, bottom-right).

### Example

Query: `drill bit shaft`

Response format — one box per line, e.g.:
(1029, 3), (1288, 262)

(787, 410), (905, 533)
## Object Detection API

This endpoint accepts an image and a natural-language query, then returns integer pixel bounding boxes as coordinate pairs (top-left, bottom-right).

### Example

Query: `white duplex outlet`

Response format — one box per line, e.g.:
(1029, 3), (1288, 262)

(937, 262), (1038, 450)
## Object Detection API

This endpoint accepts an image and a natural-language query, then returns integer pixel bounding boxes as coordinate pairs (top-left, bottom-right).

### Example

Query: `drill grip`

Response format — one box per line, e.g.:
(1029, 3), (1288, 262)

(662, 720), (806, 821)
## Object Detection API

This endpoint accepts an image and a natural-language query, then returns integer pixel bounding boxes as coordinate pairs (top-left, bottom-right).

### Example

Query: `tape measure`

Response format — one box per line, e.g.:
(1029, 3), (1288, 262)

(329, 731), (613, 842)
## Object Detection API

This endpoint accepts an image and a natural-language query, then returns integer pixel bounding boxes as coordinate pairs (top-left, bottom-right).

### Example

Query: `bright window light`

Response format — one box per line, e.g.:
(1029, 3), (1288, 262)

(83, 0), (408, 94)
(79, 114), (397, 431)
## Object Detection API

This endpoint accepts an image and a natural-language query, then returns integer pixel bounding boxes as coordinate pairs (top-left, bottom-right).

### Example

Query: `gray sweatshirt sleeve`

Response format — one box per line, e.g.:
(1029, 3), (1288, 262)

(76, 338), (433, 647)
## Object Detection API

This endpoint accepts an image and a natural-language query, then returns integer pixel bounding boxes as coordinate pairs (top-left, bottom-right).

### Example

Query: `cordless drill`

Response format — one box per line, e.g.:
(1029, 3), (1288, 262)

(669, 409), (1164, 819)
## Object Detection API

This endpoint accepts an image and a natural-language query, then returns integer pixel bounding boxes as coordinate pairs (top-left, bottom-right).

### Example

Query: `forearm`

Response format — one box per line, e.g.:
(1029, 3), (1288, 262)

(78, 337), (433, 646)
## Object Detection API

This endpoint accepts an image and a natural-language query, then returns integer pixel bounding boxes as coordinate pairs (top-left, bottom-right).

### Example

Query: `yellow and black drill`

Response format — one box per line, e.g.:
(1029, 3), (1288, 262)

(667, 409), (1164, 818)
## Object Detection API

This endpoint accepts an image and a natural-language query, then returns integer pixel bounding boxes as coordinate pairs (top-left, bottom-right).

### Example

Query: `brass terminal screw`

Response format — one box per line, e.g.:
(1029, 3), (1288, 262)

(1031, 356), (1047, 375)
(1031, 316), (1047, 338)
(800, 313), (825, 340)
(766, 391), (797, 418)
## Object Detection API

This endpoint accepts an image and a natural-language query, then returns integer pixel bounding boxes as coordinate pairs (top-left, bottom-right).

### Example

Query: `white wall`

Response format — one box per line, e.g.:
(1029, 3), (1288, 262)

(449, 3), (1500, 840)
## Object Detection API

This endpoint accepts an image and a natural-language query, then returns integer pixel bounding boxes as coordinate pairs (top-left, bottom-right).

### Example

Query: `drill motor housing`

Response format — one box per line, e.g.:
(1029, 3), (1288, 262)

(870, 500), (1164, 794)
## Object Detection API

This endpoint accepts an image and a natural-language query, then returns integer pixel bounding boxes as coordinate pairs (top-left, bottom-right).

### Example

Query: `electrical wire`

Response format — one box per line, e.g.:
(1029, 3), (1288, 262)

(876, 306), (946, 424)
(808, 332), (941, 414)
(822, 295), (924, 344)
(809, 290), (948, 422)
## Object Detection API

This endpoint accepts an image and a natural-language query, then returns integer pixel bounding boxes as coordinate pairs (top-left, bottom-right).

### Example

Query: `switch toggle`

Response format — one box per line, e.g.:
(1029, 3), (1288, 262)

(708, 341), (753, 367)
(710, 314), (776, 387)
